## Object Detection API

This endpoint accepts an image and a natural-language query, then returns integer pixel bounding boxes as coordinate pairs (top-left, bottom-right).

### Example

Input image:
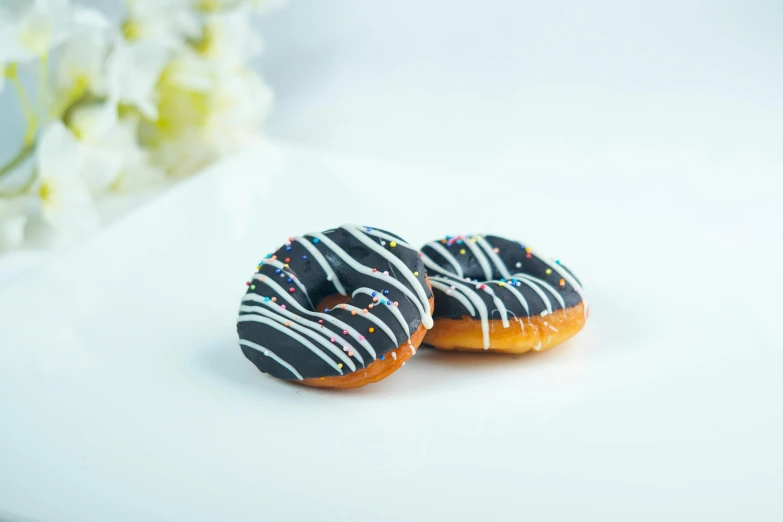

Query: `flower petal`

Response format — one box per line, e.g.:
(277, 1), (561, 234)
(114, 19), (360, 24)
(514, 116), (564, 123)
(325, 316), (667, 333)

(37, 121), (85, 182)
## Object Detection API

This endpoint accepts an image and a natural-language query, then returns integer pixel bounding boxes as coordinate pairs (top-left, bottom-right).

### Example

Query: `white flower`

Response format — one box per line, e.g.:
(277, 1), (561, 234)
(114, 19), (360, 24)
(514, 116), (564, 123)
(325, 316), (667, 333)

(198, 6), (261, 71)
(202, 0), (286, 14)
(103, 39), (171, 120)
(122, 0), (201, 47)
(202, 68), (271, 150)
(0, 198), (28, 252)
(151, 66), (272, 176)
(0, 0), (108, 62)
(25, 121), (98, 245)
(68, 107), (164, 193)
(54, 25), (113, 98)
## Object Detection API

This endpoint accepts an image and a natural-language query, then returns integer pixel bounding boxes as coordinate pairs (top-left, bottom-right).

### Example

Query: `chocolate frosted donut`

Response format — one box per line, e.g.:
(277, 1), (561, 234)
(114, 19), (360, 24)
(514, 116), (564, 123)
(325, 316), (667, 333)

(420, 234), (587, 353)
(237, 225), (434, 388)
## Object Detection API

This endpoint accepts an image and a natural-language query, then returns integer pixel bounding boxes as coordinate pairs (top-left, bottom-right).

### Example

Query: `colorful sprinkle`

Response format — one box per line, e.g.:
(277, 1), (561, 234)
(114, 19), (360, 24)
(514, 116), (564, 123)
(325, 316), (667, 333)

(493, 247), (500, 253)
(546, 268), (552, 275)
(285, 257), (290, 263)
(413, 271), (419, 276)
(358, 335), (365, 341)
(250, 285), (255, 290)
(390, 241), (397, 247)
(383, 290), (389, 295)
(362, 308), (368, 314)
(386, 300), (392, 305)
(459, 249), (466, 255)
(245, 281), (251, 286)
(289, 287), (295, 293)
(559, 279), (566, 287)
(330, 337), (336, 342)
(312, 238), (319, 244)
(343, 330), (348, 335)
(369, 327), (375, 333)
(285, 246), (292, 251)
(271, 297), (276, 302)
(393, 301), (398, 306)
(302, 255), (308, 259)
(338, 363), (343, 369)
(351, 310), (357, 316)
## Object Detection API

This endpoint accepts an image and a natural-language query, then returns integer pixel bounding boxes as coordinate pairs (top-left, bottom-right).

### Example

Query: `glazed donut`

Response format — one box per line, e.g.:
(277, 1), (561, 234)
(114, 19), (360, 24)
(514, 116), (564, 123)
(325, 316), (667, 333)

(237, 225), (434, 388)
(420, 234), (587, 353)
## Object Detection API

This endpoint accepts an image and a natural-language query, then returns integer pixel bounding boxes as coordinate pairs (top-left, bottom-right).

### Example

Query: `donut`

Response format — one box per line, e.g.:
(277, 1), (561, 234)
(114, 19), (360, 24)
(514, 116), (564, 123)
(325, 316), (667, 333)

(237, 225), (434, 388)
(420, 234), (587, 353)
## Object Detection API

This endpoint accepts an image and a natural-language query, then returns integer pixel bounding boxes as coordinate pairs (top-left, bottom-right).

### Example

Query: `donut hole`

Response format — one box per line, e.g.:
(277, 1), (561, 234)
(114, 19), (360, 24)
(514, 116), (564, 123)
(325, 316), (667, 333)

(314, 294), (353, 313)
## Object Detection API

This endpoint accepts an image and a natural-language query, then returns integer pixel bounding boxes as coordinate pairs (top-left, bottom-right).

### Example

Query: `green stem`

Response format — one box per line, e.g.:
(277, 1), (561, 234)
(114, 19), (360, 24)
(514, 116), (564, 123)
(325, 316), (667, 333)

(39, 54), (49, 118)
(0, 144), (36, 197)
(0, 63), (38, 191)
(6, 64), (38, 147)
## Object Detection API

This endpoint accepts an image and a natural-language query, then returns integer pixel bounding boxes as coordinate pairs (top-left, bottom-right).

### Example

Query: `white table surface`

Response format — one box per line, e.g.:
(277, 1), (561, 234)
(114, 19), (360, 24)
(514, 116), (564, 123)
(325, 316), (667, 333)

(0, 141), (781, 522)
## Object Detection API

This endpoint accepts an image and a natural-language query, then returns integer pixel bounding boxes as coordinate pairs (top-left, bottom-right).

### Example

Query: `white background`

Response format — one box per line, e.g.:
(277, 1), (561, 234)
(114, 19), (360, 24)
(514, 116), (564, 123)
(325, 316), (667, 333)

(1, 1), (783, 521)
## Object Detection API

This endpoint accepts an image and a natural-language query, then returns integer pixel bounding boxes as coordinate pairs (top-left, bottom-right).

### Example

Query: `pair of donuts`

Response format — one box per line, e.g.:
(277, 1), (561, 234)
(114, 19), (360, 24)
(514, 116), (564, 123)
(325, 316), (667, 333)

(236, 225), (588, 389)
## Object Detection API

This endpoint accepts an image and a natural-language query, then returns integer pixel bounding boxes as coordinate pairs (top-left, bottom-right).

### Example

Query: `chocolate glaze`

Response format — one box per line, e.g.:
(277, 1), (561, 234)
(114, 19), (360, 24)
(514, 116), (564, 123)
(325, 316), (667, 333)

(237, 225), (432, 381)
(421, 235), (585, 323)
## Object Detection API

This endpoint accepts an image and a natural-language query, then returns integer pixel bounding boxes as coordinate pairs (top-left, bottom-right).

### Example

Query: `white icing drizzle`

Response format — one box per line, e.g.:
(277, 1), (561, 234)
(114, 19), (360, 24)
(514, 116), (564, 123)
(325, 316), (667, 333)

(475, 236), (512, 279)
(351, 287), (411, 341)
(340, 303), (398, 346)
(478, 284), (510, 328)
(310, 230), (433, 329)
(363, 228), (413, 248)
(429, 280), (476, 315)
(424, 242), (464, 277)
(513, 273), (566, 310)
(491, 281), (529, 317)
(431, 275), (491, 349)
(250, 276), (378, 360)
(294, 236), (347, 295)
(239, 304), (359, 370)
(512, 276), (554, 314)
(237, 314), (344, 375)
(543, 257), (588, 317)
(421, 253), (460, 277)
(463, 238), (493, 281)
(342, 224), (432, 325)
(239, 339), (303, 380)
(261, 259), (314, 308)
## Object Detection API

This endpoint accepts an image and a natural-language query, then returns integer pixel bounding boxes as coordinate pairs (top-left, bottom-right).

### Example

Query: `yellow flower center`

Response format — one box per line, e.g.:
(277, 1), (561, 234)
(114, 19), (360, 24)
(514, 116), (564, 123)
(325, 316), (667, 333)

(38, 181), (54, 204)
(121, 20), (142, 41)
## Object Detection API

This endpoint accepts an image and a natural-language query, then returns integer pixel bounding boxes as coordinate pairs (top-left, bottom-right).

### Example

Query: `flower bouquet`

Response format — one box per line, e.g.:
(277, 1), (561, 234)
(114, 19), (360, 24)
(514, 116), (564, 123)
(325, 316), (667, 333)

(0, 0), (277, 250)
